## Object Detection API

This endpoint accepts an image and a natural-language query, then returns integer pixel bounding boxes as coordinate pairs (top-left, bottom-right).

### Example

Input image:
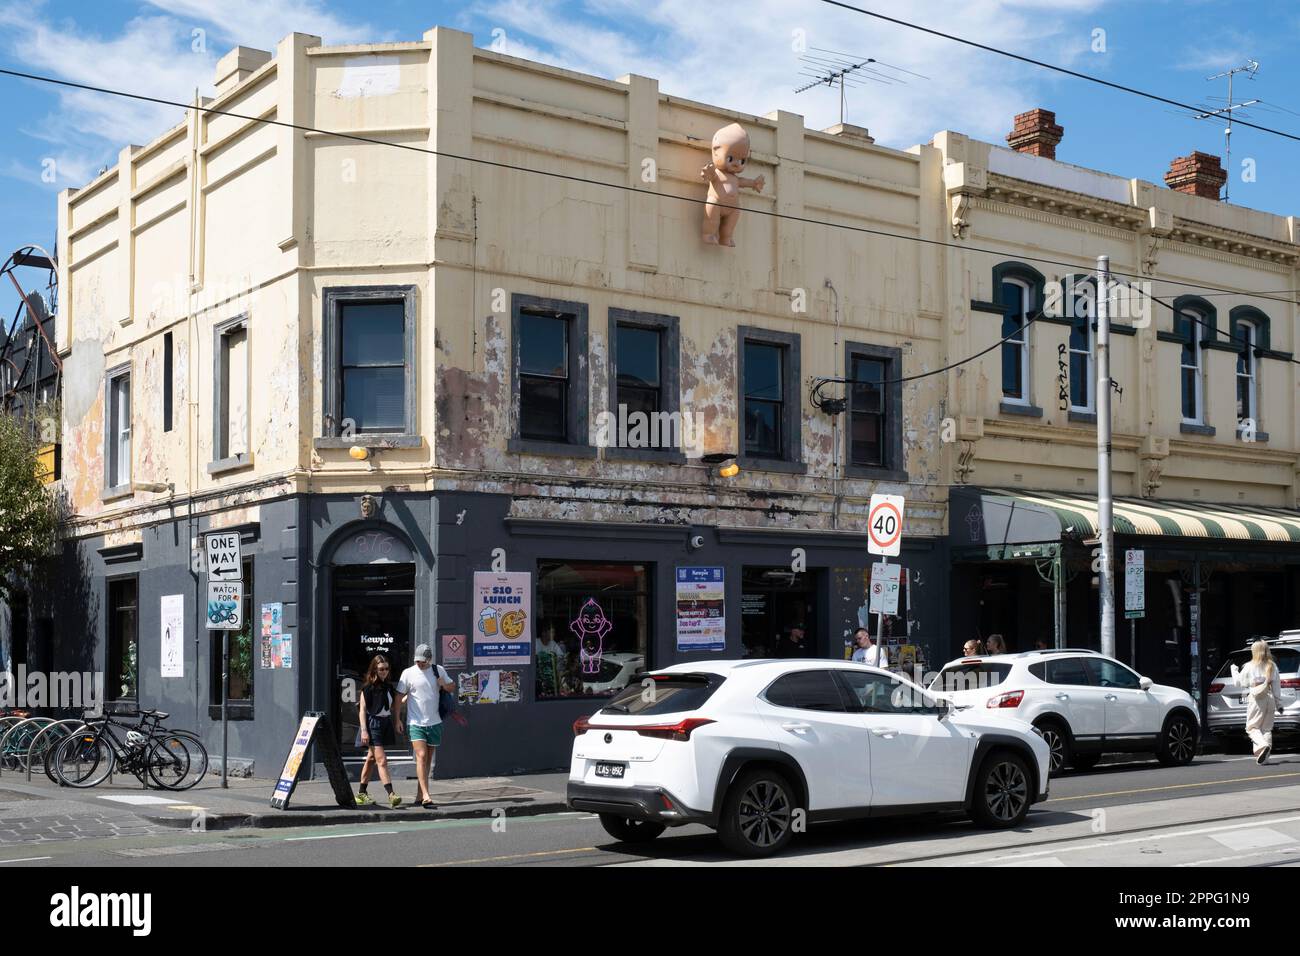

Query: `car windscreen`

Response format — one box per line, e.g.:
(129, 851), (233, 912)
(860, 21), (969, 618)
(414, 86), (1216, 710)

(929, 662), (1012, 693)
(1214, 648), (1300, 679)
(598, 673), (723, 716)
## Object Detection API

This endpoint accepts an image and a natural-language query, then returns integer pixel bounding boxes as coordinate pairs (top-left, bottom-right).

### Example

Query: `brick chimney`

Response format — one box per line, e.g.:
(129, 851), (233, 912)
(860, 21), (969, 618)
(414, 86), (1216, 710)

(1005, 108), (1064, 160)
(1163, 151), (1226, 200)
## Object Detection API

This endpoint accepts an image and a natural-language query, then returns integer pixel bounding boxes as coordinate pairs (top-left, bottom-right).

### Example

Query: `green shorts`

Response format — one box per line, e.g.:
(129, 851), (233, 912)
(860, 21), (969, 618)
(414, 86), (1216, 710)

(408, 723), (443, 746)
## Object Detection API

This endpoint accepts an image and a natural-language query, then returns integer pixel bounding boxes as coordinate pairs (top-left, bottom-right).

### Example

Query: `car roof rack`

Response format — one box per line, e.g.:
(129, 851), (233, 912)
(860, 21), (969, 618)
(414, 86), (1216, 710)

(1019, 647), (1102, 656)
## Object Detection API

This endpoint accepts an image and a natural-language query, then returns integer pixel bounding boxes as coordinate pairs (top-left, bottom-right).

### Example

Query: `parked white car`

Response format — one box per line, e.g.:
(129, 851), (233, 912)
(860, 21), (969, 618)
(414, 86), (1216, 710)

(567, 659), (1051, 857)
(929, 649), (1200, 774)
(1206, 632), (1300, 748)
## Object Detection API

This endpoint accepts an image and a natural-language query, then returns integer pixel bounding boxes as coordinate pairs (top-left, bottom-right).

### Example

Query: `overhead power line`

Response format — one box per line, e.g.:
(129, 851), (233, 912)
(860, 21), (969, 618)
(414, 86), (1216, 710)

(0, 65), (1294, 310)
(816, 0), (1300, 144)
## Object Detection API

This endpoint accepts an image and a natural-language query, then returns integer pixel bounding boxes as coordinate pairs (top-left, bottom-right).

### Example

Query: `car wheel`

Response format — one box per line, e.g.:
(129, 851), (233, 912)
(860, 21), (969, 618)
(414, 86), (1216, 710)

(970, 751), (1033, 829)
(1034, 719), (1071, 776)
(598, 814), (666, 844)
(1070, 752), (1101, 772)
(1157, 713), (1198, 766)
(718, 768), (797, 857)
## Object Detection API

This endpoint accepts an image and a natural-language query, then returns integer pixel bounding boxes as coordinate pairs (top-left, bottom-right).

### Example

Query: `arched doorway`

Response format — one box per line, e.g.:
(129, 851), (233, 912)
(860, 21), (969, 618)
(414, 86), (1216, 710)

(327, 524), (418, 758)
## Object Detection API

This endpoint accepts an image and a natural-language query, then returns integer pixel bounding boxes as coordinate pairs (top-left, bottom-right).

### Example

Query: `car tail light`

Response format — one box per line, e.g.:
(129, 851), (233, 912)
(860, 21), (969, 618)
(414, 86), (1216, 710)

(1208, 682), (1224, 693)
(634, 718), (716, 741)
(987, 689), (1025, 709)
(572, 715), (592, 737)
(1283, 679), (1300, 690)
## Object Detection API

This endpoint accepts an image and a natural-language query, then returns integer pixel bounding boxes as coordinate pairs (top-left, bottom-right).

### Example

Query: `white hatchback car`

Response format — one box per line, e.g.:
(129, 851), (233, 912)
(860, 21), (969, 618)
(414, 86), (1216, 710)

(929, 649), (1200, 774)
(567, 659), (1051, 857)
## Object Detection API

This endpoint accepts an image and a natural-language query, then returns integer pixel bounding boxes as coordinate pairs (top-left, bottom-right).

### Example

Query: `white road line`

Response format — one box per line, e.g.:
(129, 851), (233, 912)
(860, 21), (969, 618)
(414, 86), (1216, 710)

(1177, 846), (1300, 867)
(283, 830), (399, 842)
(962, 813), (1300, 865)
(0, 856), (53, 864)
(1207, 827), (1295, 852)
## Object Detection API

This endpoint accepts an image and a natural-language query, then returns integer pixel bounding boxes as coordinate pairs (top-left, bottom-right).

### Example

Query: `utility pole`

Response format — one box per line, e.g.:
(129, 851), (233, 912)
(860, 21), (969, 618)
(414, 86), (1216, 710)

(1096, 255), (1115, 658)
(1196, 60), (1259, 203)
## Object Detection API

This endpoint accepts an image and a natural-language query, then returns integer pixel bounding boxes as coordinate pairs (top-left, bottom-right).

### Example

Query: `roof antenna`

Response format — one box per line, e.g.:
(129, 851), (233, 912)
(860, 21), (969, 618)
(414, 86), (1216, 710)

(793, 47), (927, 127)
(1195, 60), (1259, 203)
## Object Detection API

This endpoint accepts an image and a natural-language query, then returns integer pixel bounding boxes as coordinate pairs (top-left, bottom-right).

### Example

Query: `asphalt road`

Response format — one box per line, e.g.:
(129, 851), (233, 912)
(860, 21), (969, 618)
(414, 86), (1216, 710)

(3, 750), (1299, 868)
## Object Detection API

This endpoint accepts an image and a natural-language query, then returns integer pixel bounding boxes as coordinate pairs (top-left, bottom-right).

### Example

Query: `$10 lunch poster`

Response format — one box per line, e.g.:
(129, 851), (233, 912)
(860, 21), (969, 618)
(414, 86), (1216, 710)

(472, 571), (532, 666)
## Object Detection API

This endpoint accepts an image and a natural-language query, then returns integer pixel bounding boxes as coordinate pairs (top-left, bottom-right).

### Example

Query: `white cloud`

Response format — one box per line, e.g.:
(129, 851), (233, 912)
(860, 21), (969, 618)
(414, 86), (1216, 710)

(471, 0), (1112, 148)
(141, 0), (384, 47)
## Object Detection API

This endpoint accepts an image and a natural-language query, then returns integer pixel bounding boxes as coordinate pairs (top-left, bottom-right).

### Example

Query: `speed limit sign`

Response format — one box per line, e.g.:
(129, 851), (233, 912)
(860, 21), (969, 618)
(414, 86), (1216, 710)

(867, 494), (905, 557)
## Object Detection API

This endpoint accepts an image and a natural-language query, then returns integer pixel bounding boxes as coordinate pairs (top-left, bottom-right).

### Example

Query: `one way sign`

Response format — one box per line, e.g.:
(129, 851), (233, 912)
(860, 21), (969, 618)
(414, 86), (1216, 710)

(205, 531), (243, 580)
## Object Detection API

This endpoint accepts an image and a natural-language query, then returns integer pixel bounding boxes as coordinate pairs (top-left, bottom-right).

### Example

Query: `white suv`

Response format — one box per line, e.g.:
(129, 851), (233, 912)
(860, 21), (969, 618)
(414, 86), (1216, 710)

(929, 649), (1199, 774)
(567, 659), (1050, 857)
(1206, 632), (1300, 749)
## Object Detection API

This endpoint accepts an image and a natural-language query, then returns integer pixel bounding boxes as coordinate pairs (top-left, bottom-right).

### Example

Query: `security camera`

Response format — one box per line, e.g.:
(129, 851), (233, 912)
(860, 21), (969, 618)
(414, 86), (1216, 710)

(689, 534), (704, 550)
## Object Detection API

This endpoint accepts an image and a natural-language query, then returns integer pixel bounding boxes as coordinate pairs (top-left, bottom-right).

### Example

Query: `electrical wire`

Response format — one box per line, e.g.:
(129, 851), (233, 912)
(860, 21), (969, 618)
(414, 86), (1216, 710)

(1, 64), (1296, 309)
(817, 0), (1300, 144)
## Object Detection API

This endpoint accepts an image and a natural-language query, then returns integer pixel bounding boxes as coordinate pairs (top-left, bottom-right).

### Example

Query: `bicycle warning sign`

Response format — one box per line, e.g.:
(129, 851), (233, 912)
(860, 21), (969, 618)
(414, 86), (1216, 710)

(867, 494), (905, 557)
(207, 580), (244, 631)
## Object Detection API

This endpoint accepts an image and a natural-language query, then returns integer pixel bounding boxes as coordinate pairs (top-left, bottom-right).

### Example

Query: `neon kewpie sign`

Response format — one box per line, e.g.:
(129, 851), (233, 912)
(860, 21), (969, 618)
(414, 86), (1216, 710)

(570, 598), (612, 674)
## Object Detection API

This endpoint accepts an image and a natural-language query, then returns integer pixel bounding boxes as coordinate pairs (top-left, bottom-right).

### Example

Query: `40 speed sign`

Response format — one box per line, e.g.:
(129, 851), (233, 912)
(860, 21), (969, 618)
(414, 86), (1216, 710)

(866, 494), (905, 557)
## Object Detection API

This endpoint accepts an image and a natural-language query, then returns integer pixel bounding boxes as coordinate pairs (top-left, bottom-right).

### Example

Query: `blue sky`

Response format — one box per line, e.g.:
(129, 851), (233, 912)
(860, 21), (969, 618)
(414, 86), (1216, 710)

(2, 0), (1298, 321)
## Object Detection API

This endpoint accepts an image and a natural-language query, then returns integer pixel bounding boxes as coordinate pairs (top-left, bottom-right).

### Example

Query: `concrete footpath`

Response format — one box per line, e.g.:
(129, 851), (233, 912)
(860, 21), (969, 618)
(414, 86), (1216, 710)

(0, 767), (571, 832)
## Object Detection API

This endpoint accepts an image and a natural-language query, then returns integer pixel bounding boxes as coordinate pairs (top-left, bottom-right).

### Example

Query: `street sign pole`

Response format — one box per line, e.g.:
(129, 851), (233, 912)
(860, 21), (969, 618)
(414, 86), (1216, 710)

(1097, 255), (1116, 659)
(222, 632), (229, 789)
(204, 530), (243, 791)
(876, 556), (887, 663)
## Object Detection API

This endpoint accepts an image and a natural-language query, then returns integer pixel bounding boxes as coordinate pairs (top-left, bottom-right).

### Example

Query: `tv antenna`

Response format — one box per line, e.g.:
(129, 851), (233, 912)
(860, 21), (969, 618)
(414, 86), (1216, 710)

(1195, 59), (1259, 202)
(794, 47), (927, 126)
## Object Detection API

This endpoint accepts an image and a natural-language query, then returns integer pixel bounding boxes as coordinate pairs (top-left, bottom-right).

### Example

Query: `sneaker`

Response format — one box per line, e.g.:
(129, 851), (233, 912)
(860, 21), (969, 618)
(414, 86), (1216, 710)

(355, 792), (375, 806)
(1258, 746), (1271, 765)
(389, 793), (403, 808)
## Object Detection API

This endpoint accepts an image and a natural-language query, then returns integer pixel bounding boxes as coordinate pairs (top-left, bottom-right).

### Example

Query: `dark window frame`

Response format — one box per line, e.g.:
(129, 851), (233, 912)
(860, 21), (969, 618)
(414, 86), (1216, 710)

(606, 308), (683, 463)
(844, 341), (906, 481)
(317, 285), (418, 449)
(105, 574), (139, 706)
(738, 326), (804, 473)
(1170, 295), (1215, 427)
(210, 312), (251, 474)
(163, 331), (174, 433)
(209, 557), (255, 720)
(509, 294), (594, 458)
(103, 362), (132, 498)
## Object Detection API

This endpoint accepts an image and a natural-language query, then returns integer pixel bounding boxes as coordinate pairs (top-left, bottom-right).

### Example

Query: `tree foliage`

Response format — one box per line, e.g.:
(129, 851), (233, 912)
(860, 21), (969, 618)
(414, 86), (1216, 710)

(0, 412), (58, 600)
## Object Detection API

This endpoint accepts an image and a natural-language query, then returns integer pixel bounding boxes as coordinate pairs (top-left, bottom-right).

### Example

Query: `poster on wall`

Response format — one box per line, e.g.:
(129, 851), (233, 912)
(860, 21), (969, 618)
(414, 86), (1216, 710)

(471, 571), (532, 665)
(160, 594), (185, 678)
(442, 633), (467, 668)
(457, 672), (480, 705)
(261, 602), (290, 669)
(675, 567), (726, 651)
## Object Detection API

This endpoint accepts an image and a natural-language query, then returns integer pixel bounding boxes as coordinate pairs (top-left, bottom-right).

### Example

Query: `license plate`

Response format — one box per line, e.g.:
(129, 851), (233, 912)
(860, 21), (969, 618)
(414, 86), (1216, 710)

(595, 761), (627, 779)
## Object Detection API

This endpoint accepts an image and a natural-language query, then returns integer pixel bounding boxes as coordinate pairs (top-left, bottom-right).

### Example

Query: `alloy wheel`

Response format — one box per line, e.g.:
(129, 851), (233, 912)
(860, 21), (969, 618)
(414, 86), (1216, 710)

(1041, 728), (1064, 772)
(737, 779), (792, 849)
(984, 760), (1029, 823)
(1168, 719), (1195, 763)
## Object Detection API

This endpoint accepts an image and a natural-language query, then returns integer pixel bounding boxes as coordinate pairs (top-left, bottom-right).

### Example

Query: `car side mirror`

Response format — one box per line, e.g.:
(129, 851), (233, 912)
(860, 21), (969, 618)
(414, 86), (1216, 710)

(1139, 676), (1153, 691)
(935, 700), (951, 720)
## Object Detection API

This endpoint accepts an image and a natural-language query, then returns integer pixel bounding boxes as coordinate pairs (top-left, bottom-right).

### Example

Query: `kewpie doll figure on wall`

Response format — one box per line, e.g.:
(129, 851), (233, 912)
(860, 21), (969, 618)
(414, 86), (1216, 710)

(700, 122), (765, 247)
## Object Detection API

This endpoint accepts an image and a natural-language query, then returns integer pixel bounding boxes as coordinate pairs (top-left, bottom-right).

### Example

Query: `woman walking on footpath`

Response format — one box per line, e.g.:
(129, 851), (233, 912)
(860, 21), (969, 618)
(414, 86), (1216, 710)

(356, 654), (402, 808)
(1231, 640), (1285, 764)
(395, 644), (455, 809)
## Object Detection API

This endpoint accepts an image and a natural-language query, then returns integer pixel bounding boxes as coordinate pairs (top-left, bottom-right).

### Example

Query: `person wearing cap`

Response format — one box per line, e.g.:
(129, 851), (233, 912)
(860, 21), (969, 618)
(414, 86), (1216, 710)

(394, 644), (455, 809)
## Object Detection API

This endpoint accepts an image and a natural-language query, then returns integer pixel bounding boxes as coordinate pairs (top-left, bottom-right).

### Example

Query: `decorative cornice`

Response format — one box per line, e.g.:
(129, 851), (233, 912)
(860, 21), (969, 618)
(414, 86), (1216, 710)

(969, 194), (1135, 242)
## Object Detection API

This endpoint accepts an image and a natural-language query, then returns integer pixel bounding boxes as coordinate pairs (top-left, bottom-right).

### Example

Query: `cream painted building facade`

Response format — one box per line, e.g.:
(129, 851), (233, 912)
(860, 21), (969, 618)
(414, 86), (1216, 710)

(21, 28), (1300, 774)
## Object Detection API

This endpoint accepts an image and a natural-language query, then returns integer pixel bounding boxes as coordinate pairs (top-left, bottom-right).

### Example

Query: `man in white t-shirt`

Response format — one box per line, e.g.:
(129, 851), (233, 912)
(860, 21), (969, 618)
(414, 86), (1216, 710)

(395, 644), (454, 809)
(850, 627), (889, 668)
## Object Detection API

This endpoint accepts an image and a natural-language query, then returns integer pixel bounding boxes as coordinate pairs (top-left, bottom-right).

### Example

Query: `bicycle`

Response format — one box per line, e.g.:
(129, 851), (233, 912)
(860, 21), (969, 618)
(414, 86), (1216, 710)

(52, 709), (209, 791)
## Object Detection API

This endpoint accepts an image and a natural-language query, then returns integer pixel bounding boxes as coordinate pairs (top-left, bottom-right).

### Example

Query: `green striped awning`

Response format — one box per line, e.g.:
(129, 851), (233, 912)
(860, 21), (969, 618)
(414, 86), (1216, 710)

(984, 489), (1300, 543)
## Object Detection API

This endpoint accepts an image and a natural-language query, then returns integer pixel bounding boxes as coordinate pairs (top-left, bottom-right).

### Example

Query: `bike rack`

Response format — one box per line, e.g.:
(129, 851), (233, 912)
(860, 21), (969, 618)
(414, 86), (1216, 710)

(24, 718), (87, 782)
(0, 717), (54, 774)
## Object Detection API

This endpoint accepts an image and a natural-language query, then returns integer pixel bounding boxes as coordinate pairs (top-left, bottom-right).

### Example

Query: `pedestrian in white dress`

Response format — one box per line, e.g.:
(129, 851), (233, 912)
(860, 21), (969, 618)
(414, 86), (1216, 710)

(1231, 640), (1284, 764)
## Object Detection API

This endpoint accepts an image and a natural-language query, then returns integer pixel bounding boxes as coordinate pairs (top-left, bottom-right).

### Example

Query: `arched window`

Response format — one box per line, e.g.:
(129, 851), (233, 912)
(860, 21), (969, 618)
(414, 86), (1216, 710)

(1066, 276), (1095, 413)
(1229, 306), (1270, 431)
(992, 262), (1043, 406)
(1173, 296), (1215, 425)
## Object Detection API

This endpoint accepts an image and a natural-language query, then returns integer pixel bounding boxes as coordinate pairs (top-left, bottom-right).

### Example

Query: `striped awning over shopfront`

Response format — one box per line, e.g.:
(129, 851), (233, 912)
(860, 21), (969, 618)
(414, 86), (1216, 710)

(983, 488), (1300, 543)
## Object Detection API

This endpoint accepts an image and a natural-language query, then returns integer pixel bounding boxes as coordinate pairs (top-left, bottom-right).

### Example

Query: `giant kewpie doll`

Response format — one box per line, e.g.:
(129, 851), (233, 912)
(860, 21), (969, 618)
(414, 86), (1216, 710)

(700, 122), (766, 247)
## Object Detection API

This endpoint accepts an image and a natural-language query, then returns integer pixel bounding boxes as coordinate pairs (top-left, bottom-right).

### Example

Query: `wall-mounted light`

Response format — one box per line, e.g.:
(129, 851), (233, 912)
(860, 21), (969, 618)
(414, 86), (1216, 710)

(702, 453), (740, 479)
(133, 481), (174, 494)
(349, 446), (370, 461)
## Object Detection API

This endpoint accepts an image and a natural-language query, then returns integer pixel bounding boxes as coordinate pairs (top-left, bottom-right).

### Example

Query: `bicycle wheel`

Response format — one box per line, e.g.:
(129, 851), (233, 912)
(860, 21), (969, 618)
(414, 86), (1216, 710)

(147, 733), (208, 791)
(54, 730), (115, 788)
(28, 721), (82, 776)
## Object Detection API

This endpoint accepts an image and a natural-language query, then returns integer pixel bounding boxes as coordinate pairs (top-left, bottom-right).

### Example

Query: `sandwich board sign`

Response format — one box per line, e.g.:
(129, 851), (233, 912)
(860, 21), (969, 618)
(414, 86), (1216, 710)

(867, 494), (905, 557)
